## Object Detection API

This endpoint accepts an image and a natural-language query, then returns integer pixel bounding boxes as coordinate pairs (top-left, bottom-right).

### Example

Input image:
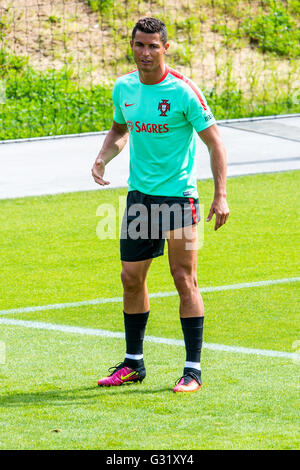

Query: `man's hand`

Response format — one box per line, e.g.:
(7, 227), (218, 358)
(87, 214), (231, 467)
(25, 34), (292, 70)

(91, 121), (129, 187)
(91, 158), (110, 186)
(206, 195), (229, 231)
(198, 125), (229, 231)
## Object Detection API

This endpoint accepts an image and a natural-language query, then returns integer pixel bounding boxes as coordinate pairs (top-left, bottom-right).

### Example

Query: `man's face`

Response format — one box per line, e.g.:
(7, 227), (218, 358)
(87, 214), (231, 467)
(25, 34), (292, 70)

(130, 30), (169, 72)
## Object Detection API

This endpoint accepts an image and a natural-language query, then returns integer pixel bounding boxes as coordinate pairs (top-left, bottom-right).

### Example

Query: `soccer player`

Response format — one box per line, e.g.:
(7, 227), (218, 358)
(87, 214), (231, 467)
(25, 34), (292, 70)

(91, 17), (229, 393)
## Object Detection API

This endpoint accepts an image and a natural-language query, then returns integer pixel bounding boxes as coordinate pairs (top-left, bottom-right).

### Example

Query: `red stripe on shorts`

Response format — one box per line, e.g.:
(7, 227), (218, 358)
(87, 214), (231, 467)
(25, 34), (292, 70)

(189, 198), (198, 224)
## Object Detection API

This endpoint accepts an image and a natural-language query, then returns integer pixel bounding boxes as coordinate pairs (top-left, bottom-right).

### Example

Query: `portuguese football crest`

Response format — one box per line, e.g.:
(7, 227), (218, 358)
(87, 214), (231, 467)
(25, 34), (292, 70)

(126, 120), (134, 132)
(158, 99), (170, 116)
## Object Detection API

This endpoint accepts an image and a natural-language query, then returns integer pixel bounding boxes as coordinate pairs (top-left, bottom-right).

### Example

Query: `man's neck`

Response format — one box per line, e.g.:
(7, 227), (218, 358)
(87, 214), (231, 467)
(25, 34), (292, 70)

(138, 63), (167, 85)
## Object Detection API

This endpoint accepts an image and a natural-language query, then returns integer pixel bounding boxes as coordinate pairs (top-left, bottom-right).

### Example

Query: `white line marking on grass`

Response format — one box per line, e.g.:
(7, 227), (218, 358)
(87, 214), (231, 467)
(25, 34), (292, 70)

(0, 277), (299, 317)
(0, 318), (298, 361)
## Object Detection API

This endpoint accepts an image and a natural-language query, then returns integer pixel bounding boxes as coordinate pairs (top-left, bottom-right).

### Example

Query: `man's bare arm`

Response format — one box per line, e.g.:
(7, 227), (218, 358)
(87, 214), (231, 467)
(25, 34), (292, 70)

(198, 124), (230, 231)
(91, 121), (129, 186)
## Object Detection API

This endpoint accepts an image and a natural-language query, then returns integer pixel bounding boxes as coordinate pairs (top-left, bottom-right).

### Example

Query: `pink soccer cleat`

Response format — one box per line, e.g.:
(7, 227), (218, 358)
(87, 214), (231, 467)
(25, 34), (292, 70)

(173, 371), (202, 393)
(98, 362), (146, 387)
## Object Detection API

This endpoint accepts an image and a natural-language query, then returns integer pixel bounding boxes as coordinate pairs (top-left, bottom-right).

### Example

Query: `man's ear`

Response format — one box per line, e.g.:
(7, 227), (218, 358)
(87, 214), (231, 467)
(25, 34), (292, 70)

(130, 40), (133, 49)
(164, 42), (170, 54)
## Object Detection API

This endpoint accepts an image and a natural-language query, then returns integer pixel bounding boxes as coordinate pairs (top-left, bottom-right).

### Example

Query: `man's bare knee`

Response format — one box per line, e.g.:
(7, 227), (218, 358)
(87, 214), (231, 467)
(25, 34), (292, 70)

(121, 268), (144, 292)
(171, 268), (198, 297)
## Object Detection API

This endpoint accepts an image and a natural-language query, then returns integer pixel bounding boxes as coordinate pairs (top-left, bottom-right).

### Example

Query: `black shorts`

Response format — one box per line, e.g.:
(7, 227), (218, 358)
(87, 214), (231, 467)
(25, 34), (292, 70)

(120, 190), (200, 262)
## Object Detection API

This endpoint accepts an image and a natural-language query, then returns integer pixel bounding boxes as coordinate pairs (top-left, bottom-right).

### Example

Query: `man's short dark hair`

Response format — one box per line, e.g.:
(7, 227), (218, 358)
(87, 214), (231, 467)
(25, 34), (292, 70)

(132, 17), (168, 45)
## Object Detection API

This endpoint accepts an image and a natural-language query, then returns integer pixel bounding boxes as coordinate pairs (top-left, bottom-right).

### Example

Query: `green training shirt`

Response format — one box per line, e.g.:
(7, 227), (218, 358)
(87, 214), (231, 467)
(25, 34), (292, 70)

(113, 65), (216, 198)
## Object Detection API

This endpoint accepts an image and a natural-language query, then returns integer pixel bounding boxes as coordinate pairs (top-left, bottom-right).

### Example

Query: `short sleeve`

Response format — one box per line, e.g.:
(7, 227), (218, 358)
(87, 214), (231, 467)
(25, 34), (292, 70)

(184, 81), (216, 132)
(112, 81), (126, 124)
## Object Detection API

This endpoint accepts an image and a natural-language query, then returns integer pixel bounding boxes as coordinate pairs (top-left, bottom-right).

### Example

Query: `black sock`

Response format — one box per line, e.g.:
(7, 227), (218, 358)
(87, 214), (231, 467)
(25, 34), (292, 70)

(123, 311), (149, 367)
(180, 316), (204, 378)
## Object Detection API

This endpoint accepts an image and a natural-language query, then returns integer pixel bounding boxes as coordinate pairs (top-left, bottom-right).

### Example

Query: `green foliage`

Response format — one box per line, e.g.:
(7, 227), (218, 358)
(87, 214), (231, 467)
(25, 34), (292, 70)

(0, 47), (299, 140)
(207, 86), (297, 120)
(47, 15), (61, 24)
(244, 0), (299, 57)
(1, 0), (300, 141)
(0, 51), (113, 140)
(0, 15), (8, 40)
(212, 0), (300, 57)
(0, 49), (29, 75)
(87, 0), (114, 15)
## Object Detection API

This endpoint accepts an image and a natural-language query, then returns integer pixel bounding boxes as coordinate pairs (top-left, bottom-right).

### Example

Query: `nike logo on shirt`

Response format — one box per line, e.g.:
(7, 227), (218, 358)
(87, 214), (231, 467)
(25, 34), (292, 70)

(125, 102), (135, 107)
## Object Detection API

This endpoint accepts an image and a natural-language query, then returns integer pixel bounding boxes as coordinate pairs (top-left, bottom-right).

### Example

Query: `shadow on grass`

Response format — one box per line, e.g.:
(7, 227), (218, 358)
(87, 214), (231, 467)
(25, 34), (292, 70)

(0, 384), (172, 407)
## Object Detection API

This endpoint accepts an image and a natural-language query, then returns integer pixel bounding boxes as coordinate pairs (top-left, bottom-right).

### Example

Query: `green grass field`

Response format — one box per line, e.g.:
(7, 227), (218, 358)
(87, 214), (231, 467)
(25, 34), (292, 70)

(0, 171), (299, 450)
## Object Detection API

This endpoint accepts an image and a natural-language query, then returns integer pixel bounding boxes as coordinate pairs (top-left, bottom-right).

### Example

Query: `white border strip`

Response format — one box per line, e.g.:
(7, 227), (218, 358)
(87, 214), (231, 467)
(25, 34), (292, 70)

(217, 113), (300, 125)
(0, 277), (299, 317)
(0, 131), (108, 145)
(0, 318), (297, 360)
